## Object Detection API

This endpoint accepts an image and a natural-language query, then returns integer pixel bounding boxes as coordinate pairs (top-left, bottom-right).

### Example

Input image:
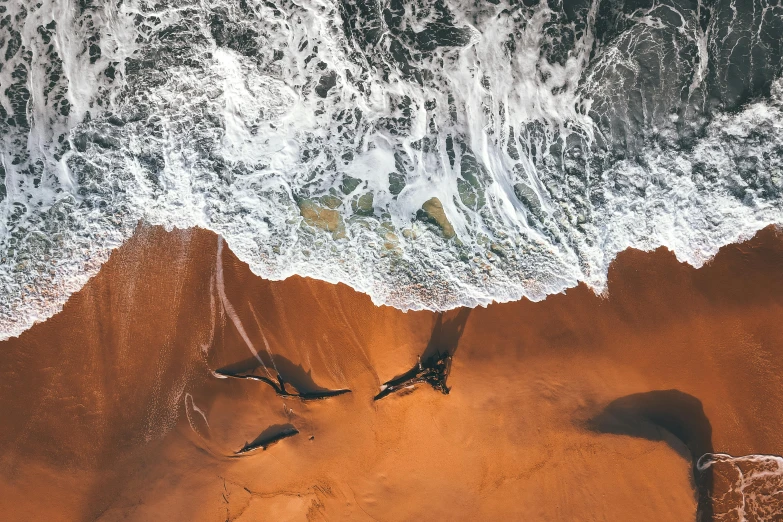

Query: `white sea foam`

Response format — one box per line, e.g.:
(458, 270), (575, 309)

(0, 0), (781, 340)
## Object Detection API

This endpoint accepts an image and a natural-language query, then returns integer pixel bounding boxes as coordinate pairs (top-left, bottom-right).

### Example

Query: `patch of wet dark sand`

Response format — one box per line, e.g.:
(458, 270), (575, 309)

(421, 308), (472, 362)
(214, 354), (351, 400)
(588, 390), (713, 461)
(0, 225), (220, 521)
(587, 390), (714, 520)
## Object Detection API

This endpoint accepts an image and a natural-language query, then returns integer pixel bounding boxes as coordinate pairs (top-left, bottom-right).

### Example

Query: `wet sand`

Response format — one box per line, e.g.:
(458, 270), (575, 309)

(1, 225), (782, 521)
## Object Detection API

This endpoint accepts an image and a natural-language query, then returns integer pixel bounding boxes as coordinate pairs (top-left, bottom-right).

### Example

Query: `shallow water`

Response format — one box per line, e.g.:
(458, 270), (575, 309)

(698, 453), (783, 521)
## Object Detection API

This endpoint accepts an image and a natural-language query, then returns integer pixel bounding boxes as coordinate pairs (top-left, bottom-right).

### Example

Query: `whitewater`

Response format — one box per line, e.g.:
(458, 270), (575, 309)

(0, 0), (781, 339)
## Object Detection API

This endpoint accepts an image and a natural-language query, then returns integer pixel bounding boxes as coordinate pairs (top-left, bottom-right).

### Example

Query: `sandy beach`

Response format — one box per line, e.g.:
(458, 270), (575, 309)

(1, 225), (782, 521)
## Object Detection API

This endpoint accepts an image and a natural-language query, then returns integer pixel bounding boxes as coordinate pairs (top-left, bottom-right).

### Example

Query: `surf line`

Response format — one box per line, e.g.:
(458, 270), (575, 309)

(216, 236), (274, 380)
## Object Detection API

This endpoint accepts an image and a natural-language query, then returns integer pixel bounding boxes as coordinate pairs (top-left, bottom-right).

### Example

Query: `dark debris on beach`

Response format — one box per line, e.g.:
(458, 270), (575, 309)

(234, 426), (300, 455)
(214, 369), (351, 401)
(374, 351), (452, 401)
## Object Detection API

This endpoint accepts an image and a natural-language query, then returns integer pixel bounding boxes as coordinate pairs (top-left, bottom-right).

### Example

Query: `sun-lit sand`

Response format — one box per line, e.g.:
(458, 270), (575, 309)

(1, 225), (782, 521)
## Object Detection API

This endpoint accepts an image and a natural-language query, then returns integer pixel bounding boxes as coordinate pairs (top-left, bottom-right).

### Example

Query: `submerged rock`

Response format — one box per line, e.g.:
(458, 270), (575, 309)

(416, 197), (455, 239)
(298, 199), (346, 239)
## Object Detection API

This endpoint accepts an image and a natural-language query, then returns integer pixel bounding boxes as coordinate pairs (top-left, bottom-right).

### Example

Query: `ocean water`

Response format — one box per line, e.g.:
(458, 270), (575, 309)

(1, 0), (782, 339)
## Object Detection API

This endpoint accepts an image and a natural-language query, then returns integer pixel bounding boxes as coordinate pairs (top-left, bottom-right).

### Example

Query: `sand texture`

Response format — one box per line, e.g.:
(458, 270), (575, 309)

(2, 225), (783, 521)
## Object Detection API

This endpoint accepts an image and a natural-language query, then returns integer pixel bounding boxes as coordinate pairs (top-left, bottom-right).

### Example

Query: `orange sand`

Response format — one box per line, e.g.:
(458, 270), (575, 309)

(1, 225), (782, 521)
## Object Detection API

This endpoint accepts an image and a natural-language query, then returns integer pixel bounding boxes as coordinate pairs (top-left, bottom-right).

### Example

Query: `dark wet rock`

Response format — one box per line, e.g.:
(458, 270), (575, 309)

(298, 198), (346, 239)
(416, 197), (456, 239)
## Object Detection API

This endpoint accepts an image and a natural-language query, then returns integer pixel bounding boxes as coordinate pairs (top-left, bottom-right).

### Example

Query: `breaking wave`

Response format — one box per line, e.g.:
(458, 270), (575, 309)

(1, 0), (782, 338)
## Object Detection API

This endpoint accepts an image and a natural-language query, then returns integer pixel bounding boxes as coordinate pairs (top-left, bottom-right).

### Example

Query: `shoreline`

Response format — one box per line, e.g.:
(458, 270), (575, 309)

(1, 224), (782, 520)
(4, 220), (780, 344)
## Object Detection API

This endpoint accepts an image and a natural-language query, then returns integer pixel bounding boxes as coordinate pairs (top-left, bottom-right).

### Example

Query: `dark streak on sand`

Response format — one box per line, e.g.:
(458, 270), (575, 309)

(234, 425), (300, 455)
(215, 369), (351, 400)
